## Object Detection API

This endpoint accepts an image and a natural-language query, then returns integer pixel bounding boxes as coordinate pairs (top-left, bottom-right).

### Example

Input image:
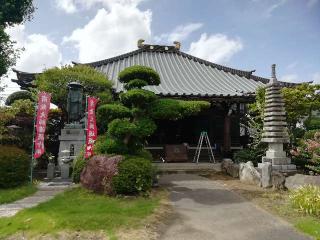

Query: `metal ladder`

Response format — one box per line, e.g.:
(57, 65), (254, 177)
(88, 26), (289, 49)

(193, 131), (215, 164)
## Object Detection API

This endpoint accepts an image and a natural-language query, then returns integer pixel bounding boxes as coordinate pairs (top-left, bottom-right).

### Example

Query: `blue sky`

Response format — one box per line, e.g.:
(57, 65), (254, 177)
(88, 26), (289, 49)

(2, 0), (320, 96)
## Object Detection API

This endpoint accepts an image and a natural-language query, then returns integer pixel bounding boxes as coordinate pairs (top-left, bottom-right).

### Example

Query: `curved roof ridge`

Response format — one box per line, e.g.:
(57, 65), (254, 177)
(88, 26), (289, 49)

(74, 44), (262, 80)
(72, 48), (145, 67)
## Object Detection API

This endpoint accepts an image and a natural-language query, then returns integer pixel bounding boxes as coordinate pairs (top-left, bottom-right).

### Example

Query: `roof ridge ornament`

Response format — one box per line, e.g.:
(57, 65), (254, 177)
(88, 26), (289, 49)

(137, 39), (145, 48)
(270, 64), (278, 85)
(173, 41), (181, 50)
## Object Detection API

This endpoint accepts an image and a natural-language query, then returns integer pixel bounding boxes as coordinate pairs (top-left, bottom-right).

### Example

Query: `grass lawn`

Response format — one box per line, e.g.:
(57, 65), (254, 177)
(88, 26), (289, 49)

(207, 173), (320, 240)
(0, 184), (37, 204)
(272, 195), (320, 240)
(0, 187), (166, 239)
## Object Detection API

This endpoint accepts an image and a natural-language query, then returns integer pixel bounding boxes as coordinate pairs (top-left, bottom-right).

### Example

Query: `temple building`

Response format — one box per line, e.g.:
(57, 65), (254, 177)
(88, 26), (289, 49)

(12, 41), (295, 160)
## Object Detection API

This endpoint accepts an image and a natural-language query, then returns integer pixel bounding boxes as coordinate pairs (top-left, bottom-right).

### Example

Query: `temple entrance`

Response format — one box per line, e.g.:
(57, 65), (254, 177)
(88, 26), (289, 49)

(147, 104), (244, 162)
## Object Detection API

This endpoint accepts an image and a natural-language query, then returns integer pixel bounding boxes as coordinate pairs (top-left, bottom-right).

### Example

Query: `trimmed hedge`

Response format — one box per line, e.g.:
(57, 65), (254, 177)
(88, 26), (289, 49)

(120, 89), (158, 107)
(0, 146), (30, 188)
(118, 65), (160, 86)
(112, 157), (154, 194)
(5, 91), (33, 106)
(96, 104), (131, 133)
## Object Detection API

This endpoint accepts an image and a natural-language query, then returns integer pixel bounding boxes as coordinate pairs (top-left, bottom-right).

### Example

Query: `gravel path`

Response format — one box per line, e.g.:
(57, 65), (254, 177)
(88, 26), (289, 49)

(0, 182), (73, 218)
(158, 174), (312, 240)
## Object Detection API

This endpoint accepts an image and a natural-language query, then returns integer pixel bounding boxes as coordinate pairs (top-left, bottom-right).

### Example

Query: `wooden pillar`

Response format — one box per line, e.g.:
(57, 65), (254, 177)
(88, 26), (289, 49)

(223, 114), (231, 153)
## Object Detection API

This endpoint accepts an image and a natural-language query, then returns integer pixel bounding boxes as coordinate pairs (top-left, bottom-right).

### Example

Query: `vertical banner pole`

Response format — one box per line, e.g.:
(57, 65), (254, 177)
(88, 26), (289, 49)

(84, 95), (88, 160)
(30, 103), (38, 184)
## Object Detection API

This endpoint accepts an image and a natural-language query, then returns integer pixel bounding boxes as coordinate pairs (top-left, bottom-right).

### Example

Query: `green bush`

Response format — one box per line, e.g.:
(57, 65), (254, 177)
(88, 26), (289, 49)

(303, 130), (320, 140)
(233, 146), (266, 167)
(290, 185), (320, 216)
(124, 79), (148, 90)
(149, 99), (210, 120)
(5, 91), (33, 106)
(133, 149), (153, 160)
(95, 136), (129, 155)
(107, 118), (137, 138)
(120, 89), (158, 107)
(96, 104), (131, 133)
(135, 118), (157, 138)
(72, 152), (87, 183)
(0, 146), (29, 188)
(305, 117), (320, 130)
(112, 157), (154, 195)
(118, 65), (160, 86)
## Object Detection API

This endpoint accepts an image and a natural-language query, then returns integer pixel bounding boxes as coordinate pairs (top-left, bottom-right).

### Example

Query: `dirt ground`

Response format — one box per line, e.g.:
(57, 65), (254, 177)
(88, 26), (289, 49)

(203, 172), (304, 222)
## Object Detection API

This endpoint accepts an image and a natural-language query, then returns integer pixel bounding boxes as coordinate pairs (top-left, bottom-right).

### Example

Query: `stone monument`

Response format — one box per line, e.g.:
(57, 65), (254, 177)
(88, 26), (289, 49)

(259, 64), (296, 173)
(58, 82), (86, 178)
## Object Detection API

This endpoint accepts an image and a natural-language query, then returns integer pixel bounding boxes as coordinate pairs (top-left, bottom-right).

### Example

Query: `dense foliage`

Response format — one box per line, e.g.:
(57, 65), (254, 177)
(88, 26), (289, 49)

(290, 185), (320, 216)
(112, 157), (154, 195)
(0, 99), (34, 150)
(5, 90), (34, 106)
(0, 145), (29, 188)
(233, 145), (267, 167)
(0, 0), (35, 77)
(35, 65), (113, 114)
(72, 150), (86, 183)
(96, 65), (210, 155)
(249, 84), (320, 142)
(305, 116), (320, 131)
(291, 132), (320, 173)
(149, 99), (210, 120)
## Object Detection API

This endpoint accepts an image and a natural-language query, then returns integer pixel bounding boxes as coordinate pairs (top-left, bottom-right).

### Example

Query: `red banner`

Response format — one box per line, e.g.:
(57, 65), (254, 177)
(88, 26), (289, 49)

(34, 92), (51, 159)
(85, 97), (99, 158)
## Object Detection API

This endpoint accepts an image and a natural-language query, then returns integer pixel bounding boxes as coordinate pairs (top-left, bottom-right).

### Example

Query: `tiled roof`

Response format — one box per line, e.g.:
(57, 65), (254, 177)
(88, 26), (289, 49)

(77, 44), (267, 98)
(11, 43), (298, 98)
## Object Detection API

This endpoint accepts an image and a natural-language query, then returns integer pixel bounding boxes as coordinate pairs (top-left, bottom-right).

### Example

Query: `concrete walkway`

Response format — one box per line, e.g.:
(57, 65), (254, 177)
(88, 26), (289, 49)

(159, 174), (312, 240)
(0, 182), (73, 218)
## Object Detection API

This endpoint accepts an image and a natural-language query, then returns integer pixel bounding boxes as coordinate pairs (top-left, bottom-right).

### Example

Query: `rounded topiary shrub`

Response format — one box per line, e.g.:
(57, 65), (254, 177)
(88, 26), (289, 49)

(0, 145), (29, 188)
(118, 65), (160, 86)
(5, 90), (33, 106)
(112, 157), (154, 195)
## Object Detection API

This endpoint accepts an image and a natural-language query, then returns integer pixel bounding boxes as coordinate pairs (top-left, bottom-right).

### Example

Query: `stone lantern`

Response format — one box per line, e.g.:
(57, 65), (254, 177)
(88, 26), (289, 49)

(259, 64), (296, 172)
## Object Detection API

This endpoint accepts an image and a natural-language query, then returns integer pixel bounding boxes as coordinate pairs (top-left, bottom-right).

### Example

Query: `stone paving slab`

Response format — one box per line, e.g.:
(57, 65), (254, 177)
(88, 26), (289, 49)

(0, 182), (74, 218)
(159, 174), (312, 240)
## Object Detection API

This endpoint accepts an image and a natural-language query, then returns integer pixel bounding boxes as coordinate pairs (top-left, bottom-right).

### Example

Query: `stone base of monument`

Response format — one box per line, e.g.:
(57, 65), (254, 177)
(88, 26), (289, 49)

(58, 123), (85, 179)
(258, 157), (296, 172)
(58, 123), (85, 165)
(258, 143), (297, 173)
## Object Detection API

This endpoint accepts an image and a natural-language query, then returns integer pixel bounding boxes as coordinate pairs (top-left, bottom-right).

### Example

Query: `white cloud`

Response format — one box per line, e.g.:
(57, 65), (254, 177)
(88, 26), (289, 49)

(312, 72), (320, 84)
(1, 25), (62, 98)
(63, 2), (152, 62)
(55, 0), (144, 13)
(265, 0), (287, 17)
(155, 23), (203, 43)
(55, 0), (77, 14)
(280, 74), (298, 82)
(188, 33), (243, 64)
(6, 25), (62, 73)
